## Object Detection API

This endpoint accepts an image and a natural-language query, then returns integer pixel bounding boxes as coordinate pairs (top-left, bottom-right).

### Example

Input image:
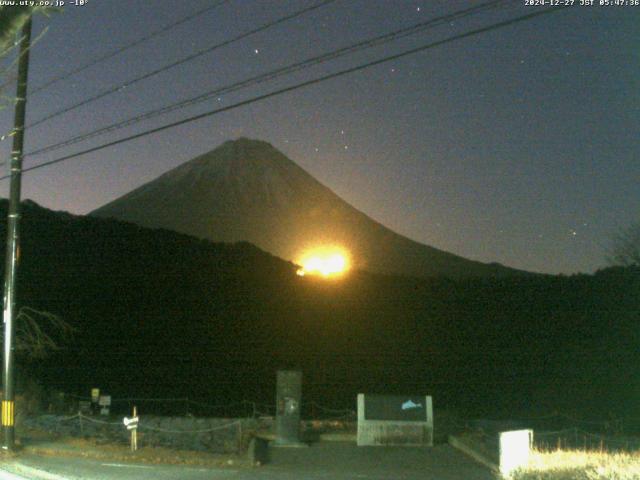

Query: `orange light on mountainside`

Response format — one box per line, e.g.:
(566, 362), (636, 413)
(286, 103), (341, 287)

(296, 247), (350, 278)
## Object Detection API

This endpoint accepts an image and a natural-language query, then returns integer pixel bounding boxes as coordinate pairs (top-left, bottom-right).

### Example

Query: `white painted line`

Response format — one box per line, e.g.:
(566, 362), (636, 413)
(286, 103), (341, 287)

(0, 468), (31, 480)
(100, 463), (153, 469)
(101, 463), (237, 474)
(6, 463), (72, 480)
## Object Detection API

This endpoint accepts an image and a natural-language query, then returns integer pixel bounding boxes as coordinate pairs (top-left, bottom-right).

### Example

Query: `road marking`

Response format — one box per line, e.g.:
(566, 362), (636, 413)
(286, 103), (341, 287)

(100, 463), (153, 469)
(100, 463), (237, 474)
(9, 464), (71, 480)
(0, 468), (31, 480)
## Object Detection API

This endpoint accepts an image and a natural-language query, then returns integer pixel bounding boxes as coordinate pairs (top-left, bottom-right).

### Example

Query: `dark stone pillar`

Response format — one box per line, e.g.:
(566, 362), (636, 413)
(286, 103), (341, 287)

(274, 370), (302, 445)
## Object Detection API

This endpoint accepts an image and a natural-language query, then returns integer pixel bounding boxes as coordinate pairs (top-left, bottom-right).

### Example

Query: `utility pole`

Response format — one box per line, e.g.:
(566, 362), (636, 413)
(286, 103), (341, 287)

(2, 16), (32, 451)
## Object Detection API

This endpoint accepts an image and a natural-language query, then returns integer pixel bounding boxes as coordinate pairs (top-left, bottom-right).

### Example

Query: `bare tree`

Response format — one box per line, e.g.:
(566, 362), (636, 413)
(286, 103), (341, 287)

(8, 307), (76, 359)
(608, 223), (640, 267)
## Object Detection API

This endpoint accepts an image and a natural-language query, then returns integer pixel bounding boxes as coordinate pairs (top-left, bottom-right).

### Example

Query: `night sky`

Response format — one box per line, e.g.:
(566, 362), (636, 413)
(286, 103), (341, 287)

(0, 0), (637, 275)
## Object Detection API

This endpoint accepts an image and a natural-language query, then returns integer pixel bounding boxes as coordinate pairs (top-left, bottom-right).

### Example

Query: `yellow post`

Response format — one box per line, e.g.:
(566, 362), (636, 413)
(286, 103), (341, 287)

(1, 401), (14, 427)
(131, 405), (138, 452)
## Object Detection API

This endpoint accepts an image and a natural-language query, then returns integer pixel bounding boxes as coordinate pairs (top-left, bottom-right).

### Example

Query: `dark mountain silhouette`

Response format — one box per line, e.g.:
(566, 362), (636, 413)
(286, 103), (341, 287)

(92, 138), (526, 279)
(2, 200), (638, 419)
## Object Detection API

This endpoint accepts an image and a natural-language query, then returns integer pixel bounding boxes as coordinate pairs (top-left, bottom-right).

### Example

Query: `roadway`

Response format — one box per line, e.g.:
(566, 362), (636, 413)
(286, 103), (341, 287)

(0, 442), (498, 480)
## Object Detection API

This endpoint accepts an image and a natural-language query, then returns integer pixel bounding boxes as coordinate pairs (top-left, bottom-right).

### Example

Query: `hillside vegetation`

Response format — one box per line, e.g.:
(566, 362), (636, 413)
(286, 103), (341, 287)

(2, 200), (638, 418)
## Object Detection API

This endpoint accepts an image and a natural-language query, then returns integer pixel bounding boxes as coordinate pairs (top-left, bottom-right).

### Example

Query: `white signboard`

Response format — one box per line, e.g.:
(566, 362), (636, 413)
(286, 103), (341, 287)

(123, 416), (139, 430)
(357, 394), (434, 446)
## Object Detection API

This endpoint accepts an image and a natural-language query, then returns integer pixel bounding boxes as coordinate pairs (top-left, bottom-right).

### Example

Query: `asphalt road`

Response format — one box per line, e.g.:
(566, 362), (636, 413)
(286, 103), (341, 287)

(1, 456), (237, 480)
(0, 443), (498, 480)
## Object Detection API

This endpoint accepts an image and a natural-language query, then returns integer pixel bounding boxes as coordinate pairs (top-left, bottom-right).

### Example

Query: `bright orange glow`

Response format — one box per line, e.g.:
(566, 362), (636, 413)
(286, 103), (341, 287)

(296, 247), (350, 278)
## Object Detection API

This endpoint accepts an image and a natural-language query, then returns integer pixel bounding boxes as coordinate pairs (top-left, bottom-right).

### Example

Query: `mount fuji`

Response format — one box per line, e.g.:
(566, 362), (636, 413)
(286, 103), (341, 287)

(92, 138), (525, 278)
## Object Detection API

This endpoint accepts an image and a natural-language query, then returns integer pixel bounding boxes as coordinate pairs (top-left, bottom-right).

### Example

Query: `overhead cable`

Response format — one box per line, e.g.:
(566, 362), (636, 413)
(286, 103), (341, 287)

(1, 6), (569, 181)
(30, 0), (231, 95)
(26, 0), (338, 129)
(26, 0), (512, 157)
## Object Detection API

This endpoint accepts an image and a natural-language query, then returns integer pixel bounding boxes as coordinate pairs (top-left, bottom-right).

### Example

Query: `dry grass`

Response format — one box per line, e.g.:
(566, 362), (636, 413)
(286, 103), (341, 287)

(16, 427), (248, 468)
(511, 448), (640, 480)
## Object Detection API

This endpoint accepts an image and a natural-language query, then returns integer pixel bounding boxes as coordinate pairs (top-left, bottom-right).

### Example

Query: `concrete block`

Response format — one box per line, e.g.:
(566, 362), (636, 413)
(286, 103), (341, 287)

(448, 429), (533, 476)
(499, 429), (533, 476)
(248, 436), (269, 465)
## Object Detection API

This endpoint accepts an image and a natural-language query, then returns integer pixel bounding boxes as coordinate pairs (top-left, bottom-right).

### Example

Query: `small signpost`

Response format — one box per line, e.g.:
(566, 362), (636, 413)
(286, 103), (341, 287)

(90, 388), (100, 415)
(98, 395), (111, 416)
(123, 406), (139, 452)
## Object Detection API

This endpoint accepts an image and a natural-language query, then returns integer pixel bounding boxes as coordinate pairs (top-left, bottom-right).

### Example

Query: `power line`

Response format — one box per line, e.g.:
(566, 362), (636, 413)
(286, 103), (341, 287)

(30, 0), (231, 95)
(26, 0), (513, 158)
(25, 0), (339, 130)
(1, 6), (569, 181)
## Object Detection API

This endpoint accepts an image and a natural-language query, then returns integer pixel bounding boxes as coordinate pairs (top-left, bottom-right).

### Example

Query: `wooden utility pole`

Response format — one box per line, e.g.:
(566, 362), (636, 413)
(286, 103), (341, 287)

(131, 406), (138, 451)
(2, 15), (32, 451)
